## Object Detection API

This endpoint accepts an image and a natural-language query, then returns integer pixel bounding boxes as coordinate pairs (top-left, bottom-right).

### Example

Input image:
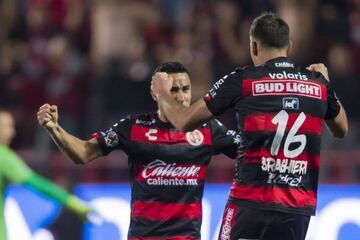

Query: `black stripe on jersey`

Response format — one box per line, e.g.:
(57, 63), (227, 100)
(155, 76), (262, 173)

(131, 181), (205, 203)
(235, 95), (327, 118)
(128, 217), (200, 238)
(229, 197), (315, 216)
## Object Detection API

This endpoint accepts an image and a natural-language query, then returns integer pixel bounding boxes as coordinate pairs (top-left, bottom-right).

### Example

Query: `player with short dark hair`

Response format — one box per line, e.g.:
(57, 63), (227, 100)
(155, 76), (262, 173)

(151, 13), (348, 240)
(0, 108), (93, 240)
(38, 62), (240, 239)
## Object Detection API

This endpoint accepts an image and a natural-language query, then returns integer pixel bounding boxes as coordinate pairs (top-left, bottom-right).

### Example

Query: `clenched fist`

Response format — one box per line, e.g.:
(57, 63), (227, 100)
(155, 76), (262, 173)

(306, 63), (329, 81)
(151, 72), (173, 99)
(37, 104), (59, 130)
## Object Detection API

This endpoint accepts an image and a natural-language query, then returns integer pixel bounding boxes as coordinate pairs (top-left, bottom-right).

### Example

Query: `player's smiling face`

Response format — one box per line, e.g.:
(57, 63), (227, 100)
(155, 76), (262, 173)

(168, 72), (192, 107)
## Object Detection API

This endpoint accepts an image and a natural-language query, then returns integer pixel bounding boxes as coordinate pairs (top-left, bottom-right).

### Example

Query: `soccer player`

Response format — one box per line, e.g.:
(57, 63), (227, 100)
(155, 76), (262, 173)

(37, 62), (240, 239)
(151, 13), (348, 240)
(0, 108), (93, 240)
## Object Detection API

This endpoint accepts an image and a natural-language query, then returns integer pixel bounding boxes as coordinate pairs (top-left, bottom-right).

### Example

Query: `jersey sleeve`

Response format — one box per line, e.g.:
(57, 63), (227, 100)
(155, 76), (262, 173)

(325, 80), (341, 120)
(209, 119), (241, 159)
(0, 146), (32, 184)
(92, 116), (132, 155)
(204, 70), (243, 116)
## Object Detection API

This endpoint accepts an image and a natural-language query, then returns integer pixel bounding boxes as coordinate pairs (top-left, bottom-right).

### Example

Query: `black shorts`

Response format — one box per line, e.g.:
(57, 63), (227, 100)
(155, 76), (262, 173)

(218, 198), (310, 240)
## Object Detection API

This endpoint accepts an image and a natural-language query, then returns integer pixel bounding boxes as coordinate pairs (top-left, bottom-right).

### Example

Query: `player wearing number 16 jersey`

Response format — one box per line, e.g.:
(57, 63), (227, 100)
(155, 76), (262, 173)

(151, 13), (348, 240)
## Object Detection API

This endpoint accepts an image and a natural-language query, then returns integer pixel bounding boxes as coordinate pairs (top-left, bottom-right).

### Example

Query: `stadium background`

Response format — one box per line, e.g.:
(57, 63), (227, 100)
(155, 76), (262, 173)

(1, 0), (360, 239)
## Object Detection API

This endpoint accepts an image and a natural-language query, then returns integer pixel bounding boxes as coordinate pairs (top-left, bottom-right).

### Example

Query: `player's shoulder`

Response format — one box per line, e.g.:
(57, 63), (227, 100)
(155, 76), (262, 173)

(215, 65), (250, 83)
(233, 64), (266, 79)
(132, 112), (157, 126)
(205, 118), (227, 130)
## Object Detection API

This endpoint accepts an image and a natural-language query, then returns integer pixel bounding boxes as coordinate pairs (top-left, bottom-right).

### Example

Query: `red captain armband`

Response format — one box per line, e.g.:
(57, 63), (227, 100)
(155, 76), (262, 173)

(91, 133), (101, 139)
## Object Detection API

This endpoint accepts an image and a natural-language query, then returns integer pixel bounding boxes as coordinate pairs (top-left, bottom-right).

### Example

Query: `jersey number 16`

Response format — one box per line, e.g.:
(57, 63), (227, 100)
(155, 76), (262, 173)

(270, 110), (306, 158)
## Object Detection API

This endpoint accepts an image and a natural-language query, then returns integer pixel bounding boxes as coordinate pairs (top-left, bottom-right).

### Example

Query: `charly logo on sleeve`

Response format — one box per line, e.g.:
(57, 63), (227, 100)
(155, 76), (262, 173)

(186, 130), (204, 146)
(104, 130), (119, 147)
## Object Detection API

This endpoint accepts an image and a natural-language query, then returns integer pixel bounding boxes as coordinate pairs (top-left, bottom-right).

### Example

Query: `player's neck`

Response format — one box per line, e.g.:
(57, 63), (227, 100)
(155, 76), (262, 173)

(157, 110), (168, 123)
(256, 49), (288, 66)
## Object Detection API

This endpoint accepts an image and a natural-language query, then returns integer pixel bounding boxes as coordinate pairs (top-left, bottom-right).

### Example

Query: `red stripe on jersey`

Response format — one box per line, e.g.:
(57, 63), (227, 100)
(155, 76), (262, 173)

(244, 113), (323, 135)
(132, 201), (201, 221)
(242, 79), (327, 100)
(244, 148), (320, 170)
(230, 182), (316, 208)
(130, 125), (212, 145)
(242, 79), (255, 97)
(134, 163), (208, 182)
(129, 237), (198, 240)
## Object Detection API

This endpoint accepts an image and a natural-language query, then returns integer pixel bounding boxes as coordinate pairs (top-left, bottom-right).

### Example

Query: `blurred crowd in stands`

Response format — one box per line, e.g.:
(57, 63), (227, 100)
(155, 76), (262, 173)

(0, 0), (359, 183)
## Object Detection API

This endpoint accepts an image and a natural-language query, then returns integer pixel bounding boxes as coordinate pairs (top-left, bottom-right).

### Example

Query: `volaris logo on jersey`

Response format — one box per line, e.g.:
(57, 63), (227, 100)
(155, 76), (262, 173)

(141, 160), (202, 186)
(268, 71), (308, 80)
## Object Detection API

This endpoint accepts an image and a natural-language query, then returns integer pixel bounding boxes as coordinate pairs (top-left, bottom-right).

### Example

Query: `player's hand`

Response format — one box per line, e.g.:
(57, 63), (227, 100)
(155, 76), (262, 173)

(306, 63), (329, 81)
(151, 72), (173, 98)
(37, 103), (59, 130)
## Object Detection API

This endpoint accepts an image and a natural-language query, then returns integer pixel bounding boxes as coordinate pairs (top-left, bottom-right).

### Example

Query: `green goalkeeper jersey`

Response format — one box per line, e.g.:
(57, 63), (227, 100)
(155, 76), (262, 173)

(0, 144), (91, 239)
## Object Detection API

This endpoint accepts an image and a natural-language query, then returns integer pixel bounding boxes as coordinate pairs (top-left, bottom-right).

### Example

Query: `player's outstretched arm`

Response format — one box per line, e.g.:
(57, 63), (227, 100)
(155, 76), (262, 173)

(37, 104), (102, 164)
(0, 148), (93, 220)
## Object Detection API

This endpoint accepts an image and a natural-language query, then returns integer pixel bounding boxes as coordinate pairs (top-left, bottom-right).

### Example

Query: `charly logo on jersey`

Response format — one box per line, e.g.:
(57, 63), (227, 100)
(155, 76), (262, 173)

(275, 62), (294, 68)
(282, 97), (299, 110)
(145, 129), (158, 141)
(141, 159), (201, 186)
(104, 130), (119, 147)
(186, 130), (204, 146)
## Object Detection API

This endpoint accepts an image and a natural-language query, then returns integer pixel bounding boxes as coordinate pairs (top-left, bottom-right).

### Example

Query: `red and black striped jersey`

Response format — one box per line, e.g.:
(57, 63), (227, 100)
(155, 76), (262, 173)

(204, 57), (341, 216)
(92, 112), (240, 239)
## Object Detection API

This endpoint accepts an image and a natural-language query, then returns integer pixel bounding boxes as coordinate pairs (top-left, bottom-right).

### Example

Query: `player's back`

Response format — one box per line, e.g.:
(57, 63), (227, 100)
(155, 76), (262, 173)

(227, 57), (332, 216)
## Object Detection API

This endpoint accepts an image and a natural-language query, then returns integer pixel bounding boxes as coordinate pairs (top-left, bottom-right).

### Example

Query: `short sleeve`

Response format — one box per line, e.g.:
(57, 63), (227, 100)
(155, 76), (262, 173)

(204, 71), (243, 116)
(0, 146), (32, 184)
(325, 81), (341, 120)
(210, 119), (241, 159)
(91, 116), (132, 155)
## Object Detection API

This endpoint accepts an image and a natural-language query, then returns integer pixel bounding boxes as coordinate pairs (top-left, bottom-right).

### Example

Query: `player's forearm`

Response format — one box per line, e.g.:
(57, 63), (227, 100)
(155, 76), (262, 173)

(46, 124), (98, 164)
(158, 96), (211, 132)
(325, 103), (348, 138)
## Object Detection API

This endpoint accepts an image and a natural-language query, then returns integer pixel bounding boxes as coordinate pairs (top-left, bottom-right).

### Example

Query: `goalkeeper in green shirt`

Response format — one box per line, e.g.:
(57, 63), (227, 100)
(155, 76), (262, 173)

(0, 108), (93, 239)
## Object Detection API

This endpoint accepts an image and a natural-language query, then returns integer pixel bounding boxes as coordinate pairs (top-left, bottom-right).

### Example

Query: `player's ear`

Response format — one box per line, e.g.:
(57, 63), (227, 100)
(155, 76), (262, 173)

(286, 40), (292, 55)
(150, 90), (158, 102)
(251, 40), (258, 56)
